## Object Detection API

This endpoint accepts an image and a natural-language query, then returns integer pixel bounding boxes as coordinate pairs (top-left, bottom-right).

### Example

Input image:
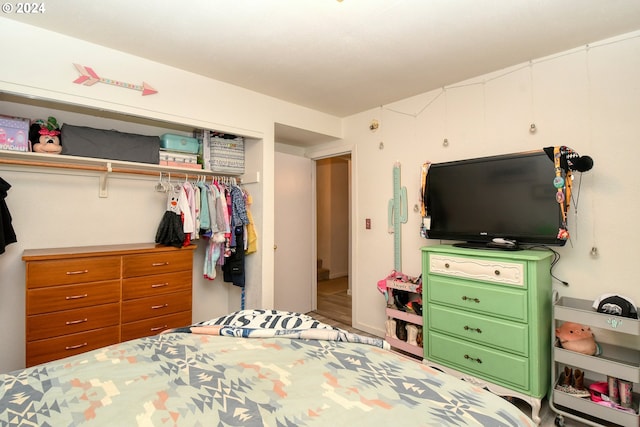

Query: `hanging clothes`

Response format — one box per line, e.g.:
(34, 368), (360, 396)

(203, 182), (226, 280)
(155, 184), (192, 248)
(0, 177), (17, 254)
(245, 191), (258, 255)
(201, 179), (256, 285)
(223, 225), (245, 287)
(222, 184), (250, 287)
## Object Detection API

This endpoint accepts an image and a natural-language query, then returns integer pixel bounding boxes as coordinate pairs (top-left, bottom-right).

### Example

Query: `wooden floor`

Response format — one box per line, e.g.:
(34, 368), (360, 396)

(312, 276), (352, 326)
(308, 276), (595, 427)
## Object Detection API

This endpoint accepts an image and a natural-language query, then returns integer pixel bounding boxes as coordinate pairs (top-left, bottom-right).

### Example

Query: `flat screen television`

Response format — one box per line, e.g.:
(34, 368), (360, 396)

(424, 149), (566, 249)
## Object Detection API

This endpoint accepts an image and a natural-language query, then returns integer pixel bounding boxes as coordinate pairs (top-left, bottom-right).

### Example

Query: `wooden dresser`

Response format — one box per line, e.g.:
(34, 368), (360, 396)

(23, 243), (195, 367)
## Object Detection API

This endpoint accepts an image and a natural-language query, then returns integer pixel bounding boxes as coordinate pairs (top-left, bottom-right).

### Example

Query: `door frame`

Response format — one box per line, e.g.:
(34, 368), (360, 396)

(307, 144), (357, 325)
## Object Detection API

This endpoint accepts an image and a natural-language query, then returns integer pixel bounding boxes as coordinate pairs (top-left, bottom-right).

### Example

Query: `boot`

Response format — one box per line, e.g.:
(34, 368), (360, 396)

(574, 369), (585, 390)
(562, 366), (573, 387)
(396, 320), (407, 341)
(406, 324), (418, 346)
(571, 369), (590, 398)
(416, 327), (423, 347)
(385, 319), (397, 339)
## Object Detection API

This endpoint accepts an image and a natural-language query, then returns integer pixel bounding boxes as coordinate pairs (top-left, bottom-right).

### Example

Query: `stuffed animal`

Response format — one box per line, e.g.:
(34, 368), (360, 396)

(556, 321), (598, 356)
(543, 146), (594, 173)
(29, 116), (62, 154)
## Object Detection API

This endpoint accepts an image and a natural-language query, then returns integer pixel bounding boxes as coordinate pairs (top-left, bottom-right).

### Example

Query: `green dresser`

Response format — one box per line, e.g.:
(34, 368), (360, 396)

(422, 244), (553, 425)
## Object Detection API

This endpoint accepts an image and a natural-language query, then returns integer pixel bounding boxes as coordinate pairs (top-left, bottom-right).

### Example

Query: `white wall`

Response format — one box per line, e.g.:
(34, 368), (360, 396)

(0, 17), (342, 373)
(317, 31), (640, 341)
(316, 157), (349, 279)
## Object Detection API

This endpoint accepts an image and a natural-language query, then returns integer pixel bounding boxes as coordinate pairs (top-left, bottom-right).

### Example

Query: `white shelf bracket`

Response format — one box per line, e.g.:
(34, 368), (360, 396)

(99, 162), (112, 198)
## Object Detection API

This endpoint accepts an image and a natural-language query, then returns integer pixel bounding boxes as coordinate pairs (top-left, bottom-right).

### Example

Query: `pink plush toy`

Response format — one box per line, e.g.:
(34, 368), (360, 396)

(556, 321), (598, 355)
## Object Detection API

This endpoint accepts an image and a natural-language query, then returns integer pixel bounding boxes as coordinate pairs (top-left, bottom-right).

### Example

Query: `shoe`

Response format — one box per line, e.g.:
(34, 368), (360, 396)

(562, 366), (572, 387)
(396, 320), (407, 341)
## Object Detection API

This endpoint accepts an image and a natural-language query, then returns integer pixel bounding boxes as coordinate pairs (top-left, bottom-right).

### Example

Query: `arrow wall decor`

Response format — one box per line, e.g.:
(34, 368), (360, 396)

(73, 64), (158, 96)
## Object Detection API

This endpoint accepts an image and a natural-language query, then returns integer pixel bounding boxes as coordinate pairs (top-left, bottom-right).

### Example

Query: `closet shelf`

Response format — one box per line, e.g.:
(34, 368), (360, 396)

(0, 150), (259, 197)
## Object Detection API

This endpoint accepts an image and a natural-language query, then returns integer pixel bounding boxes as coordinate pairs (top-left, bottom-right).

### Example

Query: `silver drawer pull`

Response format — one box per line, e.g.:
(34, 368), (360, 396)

(65, 342), (88, 350)
(463, 326), (482, 333)
(151, 262), (169, 267)
(461, 296), (480, 303)
(66, 318), (88, 325)
(464, 354), (482, 364)
(150, 325), (168, 332)
(151, 303), (169, 310)
(66, 269), (89, 275)
(65, 293), (88, 300)
(151, 283), (169, 288)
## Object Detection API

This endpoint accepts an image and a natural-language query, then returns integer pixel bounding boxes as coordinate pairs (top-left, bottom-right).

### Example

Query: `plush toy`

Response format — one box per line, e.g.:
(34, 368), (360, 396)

(543, 146), (594, 173)
(29, 116), (62, 154)
(556, 321), (598, 356)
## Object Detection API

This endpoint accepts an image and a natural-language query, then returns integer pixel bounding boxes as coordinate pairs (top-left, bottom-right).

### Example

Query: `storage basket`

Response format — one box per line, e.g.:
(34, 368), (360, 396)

(209, 136), (244, 174)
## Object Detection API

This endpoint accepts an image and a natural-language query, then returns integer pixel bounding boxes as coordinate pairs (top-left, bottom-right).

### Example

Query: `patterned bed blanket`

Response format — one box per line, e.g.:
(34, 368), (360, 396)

(0, 310), (535, 426)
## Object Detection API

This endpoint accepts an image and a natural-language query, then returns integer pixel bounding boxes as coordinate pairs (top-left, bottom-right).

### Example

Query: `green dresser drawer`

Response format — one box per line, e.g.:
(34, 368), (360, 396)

(428, 331), (529, 391)
(429, 304), (529, 356)
(429, 276), (528, 322)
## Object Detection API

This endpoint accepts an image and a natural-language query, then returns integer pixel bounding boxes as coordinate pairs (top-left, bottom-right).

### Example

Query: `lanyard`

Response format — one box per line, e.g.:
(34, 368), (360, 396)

(553, 147), (571, 240)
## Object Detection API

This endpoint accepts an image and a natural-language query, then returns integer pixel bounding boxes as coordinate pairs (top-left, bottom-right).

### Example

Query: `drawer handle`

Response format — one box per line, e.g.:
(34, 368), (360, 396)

(66, 318), (88, 325)
(463, 326), (482, 333)
(65, 342), (88, 350)
(464, 354), (482, 364)
(150, 325), (168, 332)
(461, 296), (480, 303)
(66, 269), (89, 275)
(151, 262), (170, 267)
(151, 303), (169, 310)
(65, 293), (88, 300)
(444, 263), (450, 268)
(151, 283), (169, 288)
(494, 270), (501, 276)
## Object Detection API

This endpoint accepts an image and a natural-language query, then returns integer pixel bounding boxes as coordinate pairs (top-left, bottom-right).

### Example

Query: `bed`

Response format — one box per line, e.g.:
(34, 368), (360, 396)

(0, 310), (535, 426)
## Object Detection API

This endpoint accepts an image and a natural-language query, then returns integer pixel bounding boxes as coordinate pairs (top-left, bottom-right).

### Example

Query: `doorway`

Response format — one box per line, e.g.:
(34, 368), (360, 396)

(314, 154), (351, 325)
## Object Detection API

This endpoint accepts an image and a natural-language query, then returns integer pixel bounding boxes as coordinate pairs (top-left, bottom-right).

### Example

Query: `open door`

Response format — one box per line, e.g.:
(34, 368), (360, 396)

(273, 151), (314, 313)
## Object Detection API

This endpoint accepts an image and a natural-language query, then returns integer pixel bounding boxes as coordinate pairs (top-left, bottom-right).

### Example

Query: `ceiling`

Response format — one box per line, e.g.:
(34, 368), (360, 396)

(6, 0), (640, 144)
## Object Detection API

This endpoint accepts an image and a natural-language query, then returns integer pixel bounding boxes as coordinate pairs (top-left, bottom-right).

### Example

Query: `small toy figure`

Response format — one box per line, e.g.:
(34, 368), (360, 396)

(555, 321), (599, 356)
(29, 116), (62, 154)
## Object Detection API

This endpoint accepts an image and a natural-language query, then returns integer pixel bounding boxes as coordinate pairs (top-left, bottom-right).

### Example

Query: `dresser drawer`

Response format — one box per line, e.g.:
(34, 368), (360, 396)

(27, 280), (121, 315)
(429, 275), (528, 322)
(122, 271), (192, 300)
(121, 292), (192, 323)
(26, 325), (120, 367)
(428, 331), (529, 391)
(123, 250), (193, 278)
(428, 304), (529, 356)
(121, 311), (192, 342)
(27, 302), (120, 341)
(26, 256), (121, 288)
(429, 254), (525, 287)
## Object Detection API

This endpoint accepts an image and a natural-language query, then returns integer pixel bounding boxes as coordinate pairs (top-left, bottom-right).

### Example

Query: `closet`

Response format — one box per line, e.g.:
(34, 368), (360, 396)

(0, 91), (263, 367)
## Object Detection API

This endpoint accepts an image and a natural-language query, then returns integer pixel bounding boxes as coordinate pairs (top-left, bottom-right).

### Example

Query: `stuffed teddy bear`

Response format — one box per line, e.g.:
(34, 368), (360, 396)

(556, 321), (599, 356)
(29, 116), (62, 154)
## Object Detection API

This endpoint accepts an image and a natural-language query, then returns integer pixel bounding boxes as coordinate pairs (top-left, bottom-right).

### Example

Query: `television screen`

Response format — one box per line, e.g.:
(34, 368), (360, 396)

(424, 150), (565, 248)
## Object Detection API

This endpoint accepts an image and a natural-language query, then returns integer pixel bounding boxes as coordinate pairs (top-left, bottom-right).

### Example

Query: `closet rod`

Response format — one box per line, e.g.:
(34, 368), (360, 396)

(0, 156), (237, 181)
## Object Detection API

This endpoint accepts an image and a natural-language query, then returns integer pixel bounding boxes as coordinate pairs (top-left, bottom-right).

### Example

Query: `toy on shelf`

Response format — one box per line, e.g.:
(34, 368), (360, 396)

(29, 116), (62, 154)
(555, 321), (599, 356)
